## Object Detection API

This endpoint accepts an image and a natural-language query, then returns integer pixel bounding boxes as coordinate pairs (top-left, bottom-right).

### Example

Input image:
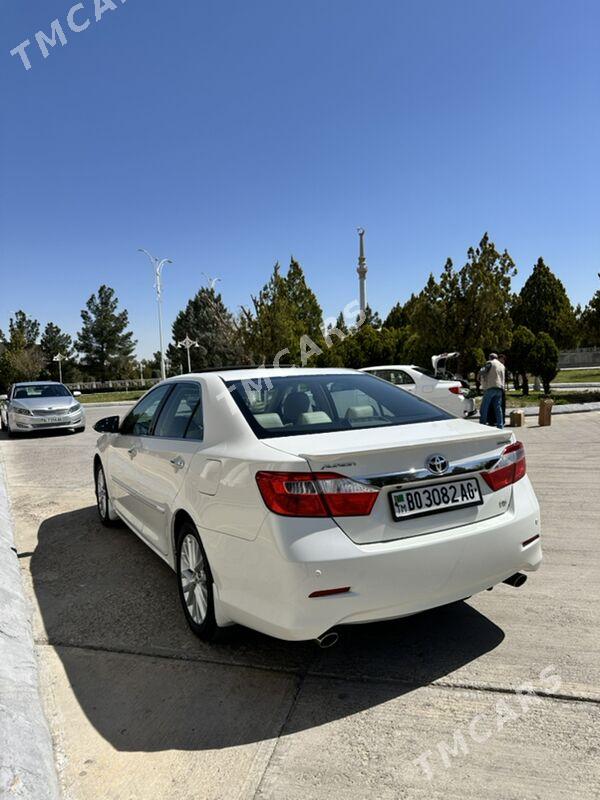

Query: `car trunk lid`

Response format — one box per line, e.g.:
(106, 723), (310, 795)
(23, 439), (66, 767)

(264, 419), (514, 544)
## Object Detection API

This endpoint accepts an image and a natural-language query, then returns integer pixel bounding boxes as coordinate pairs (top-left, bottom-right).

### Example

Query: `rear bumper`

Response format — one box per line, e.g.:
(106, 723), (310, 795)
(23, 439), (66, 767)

(212, 477), (542, 641)
(463, 397), (476, 416)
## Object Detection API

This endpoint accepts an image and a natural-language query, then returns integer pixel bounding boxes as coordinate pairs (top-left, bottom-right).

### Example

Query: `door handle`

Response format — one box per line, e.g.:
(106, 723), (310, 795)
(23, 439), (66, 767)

(170, 456), (185, 470)
(128, 446), (138, 458)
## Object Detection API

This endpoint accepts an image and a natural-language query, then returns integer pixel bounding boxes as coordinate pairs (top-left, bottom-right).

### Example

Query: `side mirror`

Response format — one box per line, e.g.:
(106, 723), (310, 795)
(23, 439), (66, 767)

(0, 395), (7, 402)
(73, 390), (81, 397)
(93, 415), (120, 433)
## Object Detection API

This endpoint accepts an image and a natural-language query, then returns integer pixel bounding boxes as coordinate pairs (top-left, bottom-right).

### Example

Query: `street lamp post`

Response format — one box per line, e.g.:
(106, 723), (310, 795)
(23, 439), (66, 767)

(52, 353), (64, 383)
(177, 334), (199, 373)
(138, 249), (173, 381)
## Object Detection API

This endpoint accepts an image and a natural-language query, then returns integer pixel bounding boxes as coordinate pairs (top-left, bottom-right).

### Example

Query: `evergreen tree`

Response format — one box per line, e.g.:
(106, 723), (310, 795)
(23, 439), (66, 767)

(529, 332), (559, 395)
(240, 262), (292, 364)
(9, 310), (39, 347)
(513, 258), (577, 348)
(321, 324), (405, 369)
(167, 286), (243, 371)
(508, 325), (536, 394)
(404, 273), (449, 365)
(580, 274), (600, 347)
(360, 305), (382, 329)
(76, 285), (137, 381)
(241, 258), (323, 365)
(0, 311), (44, 389)
(40, 323), (75, 381)
(383, 299), (413, 330)
(405, 235), (516, 371)
(334, 311), (349, 335)
(286, 258), (324, 345)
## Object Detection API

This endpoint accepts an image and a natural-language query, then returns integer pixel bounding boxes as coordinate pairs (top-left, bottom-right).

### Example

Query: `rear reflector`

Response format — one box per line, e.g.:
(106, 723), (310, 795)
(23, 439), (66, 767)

(255, 471), (379, 517)
(309, 587), (351, 598)
(482, 441), (527, 492)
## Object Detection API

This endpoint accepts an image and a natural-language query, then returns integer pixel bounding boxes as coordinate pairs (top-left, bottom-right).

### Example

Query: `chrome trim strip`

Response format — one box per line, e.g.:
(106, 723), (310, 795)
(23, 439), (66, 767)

(356, 455), (501, 489)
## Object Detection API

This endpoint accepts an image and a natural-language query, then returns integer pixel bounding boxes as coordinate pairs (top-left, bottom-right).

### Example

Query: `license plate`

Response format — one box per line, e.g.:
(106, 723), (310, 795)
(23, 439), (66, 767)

(390, 478), (483, 520)
(43, 417), (64, 424)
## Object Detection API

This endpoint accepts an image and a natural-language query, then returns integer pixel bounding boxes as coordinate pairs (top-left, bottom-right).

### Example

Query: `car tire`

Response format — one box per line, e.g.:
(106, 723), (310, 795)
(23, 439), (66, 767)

(94, 463), (119, 526)
(176, 521), (218, 641)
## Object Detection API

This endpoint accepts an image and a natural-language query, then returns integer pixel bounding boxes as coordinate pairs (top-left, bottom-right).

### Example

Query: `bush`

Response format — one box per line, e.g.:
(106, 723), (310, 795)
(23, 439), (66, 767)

(509, 325), (536, 394)
(529, 332), (559, 395)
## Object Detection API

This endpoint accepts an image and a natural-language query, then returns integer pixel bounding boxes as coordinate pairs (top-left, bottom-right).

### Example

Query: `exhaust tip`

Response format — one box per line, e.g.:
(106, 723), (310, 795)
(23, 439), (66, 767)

(503, 572), (528, 588)
(315, 631), (339, 649)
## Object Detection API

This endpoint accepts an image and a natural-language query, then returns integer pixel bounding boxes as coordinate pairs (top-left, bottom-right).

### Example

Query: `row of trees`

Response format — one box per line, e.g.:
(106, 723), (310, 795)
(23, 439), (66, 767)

(2, 234), (599, 393)
(160, 237), (600, 394)
(0, 287), (136, 389)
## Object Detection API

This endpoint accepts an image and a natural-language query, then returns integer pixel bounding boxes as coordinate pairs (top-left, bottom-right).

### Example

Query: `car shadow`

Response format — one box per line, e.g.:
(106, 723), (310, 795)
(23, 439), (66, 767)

(0, 427), (81, 441)
(31, 505), (505, 753)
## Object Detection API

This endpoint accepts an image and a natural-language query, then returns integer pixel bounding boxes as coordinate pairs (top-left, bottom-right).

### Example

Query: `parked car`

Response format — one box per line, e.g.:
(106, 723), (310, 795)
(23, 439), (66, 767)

(431, 351), (468, 384)
(93, 368), (542, 644)
(360, 364), (476, 416)
(0, 381), (85, 436)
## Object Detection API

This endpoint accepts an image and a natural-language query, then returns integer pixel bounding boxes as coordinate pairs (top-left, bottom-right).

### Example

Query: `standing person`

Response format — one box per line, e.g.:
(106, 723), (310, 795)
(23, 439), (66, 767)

(478, 352), (506, 429)
(498, 353), (507, 425)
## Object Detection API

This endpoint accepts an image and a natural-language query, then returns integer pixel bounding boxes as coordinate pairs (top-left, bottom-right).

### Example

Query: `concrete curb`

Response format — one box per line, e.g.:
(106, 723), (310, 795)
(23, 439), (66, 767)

(522, 402), (600, 416)
(550, 383), (600, 389)
(80, 400), (136, 408)
(0, 456), (60, 800)
(475, 402), (600, 420)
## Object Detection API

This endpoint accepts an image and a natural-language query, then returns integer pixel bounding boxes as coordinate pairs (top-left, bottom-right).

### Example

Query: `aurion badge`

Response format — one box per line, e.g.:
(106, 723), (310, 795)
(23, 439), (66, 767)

(426, 454), (449, 475)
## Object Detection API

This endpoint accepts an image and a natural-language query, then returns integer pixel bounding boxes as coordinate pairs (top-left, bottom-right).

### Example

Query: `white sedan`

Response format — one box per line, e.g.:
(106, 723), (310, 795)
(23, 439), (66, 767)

(93, 368), (541, 644)
(360, 364), (476, 417)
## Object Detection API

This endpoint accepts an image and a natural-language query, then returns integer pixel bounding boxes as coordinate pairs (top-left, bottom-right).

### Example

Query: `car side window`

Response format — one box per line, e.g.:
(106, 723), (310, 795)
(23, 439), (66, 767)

(153, 383), (202, 439)
(391, 370), (415, 386)
(120, 385), (172, 436)
(185, 393), (204, 441)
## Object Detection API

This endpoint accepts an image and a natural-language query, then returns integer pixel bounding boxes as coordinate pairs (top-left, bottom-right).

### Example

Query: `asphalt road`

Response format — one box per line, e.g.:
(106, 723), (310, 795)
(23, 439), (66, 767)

(0, 408), (599, 800)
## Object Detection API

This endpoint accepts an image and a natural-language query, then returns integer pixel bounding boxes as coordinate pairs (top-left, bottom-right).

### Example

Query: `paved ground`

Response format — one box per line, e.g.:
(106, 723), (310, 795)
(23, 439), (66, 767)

(0, 408), (599, 800)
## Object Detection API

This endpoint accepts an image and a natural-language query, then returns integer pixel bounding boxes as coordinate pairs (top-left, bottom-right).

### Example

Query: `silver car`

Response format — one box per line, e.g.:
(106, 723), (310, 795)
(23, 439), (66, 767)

(0, 381), (86, 436)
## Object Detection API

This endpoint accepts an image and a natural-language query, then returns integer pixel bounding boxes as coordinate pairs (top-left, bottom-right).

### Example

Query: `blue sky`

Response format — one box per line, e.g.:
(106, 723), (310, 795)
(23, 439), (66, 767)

(2, 0), (599, 358)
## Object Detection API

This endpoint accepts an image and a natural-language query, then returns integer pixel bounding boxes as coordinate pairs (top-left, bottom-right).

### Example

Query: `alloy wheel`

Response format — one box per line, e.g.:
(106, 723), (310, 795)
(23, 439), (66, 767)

(179, 533), (208, 625)
(96, 468), (108, 519)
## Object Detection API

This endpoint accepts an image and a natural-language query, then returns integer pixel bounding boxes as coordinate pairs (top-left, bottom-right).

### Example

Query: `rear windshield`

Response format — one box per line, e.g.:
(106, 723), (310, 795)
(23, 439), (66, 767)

(225, 373), (451, 438)
(12, 384), (71, 399)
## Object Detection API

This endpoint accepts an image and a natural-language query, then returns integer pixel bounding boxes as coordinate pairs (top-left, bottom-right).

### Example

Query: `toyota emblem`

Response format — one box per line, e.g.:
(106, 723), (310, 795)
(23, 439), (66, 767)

(426, 454), (449, 475)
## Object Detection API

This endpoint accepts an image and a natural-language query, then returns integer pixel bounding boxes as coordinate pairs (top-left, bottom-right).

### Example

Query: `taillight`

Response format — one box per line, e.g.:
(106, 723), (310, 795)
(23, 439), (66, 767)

(482, 441), (526, 491)
(448, 385), (463, 395)
(255, 471), (379, 517)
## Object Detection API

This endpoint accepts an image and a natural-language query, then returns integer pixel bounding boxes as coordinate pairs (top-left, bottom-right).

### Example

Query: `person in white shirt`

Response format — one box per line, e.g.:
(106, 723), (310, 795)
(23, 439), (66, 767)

(478, 352), (506, 429)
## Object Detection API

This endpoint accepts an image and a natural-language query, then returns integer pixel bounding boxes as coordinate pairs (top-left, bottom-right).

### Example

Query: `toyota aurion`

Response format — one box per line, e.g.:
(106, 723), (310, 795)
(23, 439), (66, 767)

(93, 368), (542, 643)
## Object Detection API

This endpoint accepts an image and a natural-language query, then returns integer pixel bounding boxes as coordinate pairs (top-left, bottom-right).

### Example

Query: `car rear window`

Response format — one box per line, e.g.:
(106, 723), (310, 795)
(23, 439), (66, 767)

(411, 366), (437, 378)
(225, 373), (451, 439)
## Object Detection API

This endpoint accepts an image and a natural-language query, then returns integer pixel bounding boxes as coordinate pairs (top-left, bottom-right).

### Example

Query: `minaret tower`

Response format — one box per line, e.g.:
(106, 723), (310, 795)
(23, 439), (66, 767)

(356, 227), (368, 313)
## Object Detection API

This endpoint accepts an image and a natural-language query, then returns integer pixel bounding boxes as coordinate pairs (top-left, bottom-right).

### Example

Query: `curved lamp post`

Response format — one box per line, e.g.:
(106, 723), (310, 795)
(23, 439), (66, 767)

(138, 249), (173, 381)
(52, 353), (64, 383)
(177, 334), (199, 373)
